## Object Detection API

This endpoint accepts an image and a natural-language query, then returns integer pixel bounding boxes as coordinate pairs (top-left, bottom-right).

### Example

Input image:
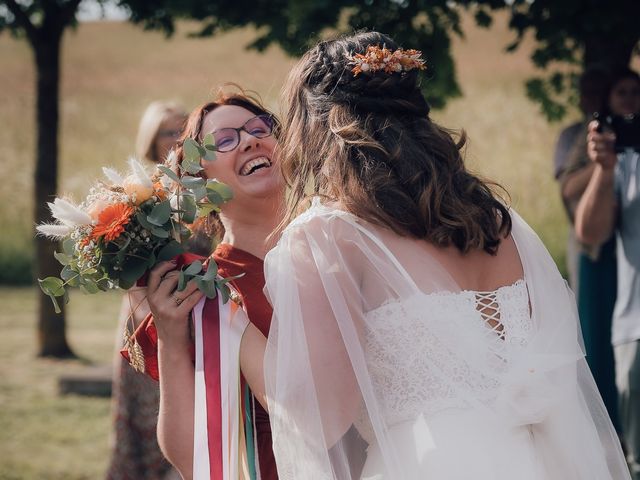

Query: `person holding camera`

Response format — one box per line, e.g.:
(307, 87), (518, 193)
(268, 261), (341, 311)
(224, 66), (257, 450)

(559, 66), (621, 437)
(576, 67), (640, 478)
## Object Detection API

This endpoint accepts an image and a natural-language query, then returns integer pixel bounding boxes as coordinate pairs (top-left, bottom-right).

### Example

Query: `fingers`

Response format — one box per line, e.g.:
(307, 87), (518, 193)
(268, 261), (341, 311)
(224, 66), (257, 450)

(148, 260), (178, 293)
(176, 288), (205, 315)
(156, 271), (180, 298)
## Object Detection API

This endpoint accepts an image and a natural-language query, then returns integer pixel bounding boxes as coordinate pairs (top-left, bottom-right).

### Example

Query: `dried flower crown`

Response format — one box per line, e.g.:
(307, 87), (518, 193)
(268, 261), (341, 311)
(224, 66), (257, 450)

(347, 45), (426, 77)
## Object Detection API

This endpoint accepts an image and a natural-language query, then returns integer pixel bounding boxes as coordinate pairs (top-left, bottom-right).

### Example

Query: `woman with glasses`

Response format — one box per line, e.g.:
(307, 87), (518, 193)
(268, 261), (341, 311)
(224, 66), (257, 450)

(143, 89), (283, 480)
(107, 101), (187, 480)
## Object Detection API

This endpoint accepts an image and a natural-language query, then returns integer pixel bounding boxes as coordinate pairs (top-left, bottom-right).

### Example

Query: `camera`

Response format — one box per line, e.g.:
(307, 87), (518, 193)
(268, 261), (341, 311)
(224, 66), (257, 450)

(594, 112), (640, 152)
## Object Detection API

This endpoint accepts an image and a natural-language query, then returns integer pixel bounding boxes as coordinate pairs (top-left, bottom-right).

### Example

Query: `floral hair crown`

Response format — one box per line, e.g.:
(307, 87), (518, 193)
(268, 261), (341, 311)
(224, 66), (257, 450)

(347, 45), (426, 77)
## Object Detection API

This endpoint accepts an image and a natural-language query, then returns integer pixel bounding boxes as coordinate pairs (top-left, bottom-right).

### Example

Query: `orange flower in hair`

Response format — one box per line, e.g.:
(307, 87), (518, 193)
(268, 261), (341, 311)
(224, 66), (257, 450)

(348, 45), (426, 77)
(91, 203), (135, 242)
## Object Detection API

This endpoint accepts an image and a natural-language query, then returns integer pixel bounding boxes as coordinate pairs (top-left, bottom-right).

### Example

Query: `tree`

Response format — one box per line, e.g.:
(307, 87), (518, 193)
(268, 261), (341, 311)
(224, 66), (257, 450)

(151, 0), (639, 120)
(0, 0), (220, 357)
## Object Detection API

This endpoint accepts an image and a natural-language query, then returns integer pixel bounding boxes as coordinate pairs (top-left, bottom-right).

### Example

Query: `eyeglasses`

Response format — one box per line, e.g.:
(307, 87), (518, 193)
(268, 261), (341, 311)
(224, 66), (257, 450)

(209, 114), (274, 153)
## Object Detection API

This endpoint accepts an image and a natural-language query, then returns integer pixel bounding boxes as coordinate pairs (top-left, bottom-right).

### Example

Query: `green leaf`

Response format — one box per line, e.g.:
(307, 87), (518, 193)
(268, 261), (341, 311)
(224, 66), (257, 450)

(182, 157), (203, 175)
(196, 144), (207, 157)
(158, 165), (181, 183)
(203, 133), (216, 149)
(183, 138), (201, 161)
(197, 277), (217, 299)
(80, 279), (100, 294)
(38, 277), (65, 297)
(62, 238), (75, 256)
(206, 191), (223, 205)
(54, 251), (71, 266)
(151, 227), (170, 239)
(119, 256), (148, 290)
(197, 203), (217, 217)
(202, 149), (216, 161)
(147, 200), (171, 226)
(202, 259), (218, 281)
(136, 211), (156, 230)
(181, 176), (205, 189)
(206, 181), (233, 202)
(177, 270), (187, 291)
(194, 186), (208, 202)
(181, 194), (197, 224)
(157, 240), (185, 262)
(60, 265), (77, 281)
(218, 282), (230, 304)
(184, 260), (203, 276)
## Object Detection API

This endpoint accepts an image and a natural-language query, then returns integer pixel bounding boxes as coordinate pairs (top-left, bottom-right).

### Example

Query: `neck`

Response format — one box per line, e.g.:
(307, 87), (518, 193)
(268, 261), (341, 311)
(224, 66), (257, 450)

(219, 197), (283, 259)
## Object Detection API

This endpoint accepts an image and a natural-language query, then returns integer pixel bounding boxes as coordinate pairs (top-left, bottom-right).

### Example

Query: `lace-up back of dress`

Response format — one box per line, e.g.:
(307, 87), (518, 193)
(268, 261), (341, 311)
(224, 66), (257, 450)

(358, 279), (533, 440)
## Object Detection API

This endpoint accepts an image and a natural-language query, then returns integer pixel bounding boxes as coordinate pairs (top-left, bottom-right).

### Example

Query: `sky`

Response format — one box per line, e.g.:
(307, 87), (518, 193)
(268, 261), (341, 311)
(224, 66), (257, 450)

(76, 0), (130, 22)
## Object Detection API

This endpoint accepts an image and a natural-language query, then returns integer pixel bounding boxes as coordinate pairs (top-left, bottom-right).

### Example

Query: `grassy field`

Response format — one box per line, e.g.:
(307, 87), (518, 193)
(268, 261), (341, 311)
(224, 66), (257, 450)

(0, 11), (590, 479)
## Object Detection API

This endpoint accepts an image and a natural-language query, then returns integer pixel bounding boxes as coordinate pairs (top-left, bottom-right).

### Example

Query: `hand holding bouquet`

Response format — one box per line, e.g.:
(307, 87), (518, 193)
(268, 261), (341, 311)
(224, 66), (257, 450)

(37, 135), (234, 313)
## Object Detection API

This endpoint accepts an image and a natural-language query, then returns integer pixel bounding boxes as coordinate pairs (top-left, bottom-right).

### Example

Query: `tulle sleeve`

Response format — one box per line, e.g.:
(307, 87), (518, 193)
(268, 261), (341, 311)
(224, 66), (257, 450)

(263, 205), (630, 480)
(263, 207), (455, 479)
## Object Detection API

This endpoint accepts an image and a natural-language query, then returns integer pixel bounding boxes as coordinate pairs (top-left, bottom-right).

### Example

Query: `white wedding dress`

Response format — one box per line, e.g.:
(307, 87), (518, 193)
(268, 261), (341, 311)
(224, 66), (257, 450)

(263, 202), (629, 480)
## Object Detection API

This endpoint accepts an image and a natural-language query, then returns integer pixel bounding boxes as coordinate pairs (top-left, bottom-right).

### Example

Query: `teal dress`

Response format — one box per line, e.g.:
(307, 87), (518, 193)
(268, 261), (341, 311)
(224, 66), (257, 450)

(578, 236), (620, 432)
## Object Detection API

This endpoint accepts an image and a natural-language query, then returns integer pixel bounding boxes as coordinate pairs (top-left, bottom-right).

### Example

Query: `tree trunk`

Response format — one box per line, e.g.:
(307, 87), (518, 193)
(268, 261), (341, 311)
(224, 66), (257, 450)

(33, 29), (74, 358)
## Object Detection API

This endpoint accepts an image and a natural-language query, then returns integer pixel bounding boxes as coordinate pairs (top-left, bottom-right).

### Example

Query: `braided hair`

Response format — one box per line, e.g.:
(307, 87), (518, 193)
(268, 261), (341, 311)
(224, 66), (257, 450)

(279, 31), (511, 254)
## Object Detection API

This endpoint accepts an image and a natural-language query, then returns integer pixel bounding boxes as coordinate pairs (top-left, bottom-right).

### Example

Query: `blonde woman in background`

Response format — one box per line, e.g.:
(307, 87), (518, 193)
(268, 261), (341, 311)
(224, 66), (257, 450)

(106, 101), (188, 480)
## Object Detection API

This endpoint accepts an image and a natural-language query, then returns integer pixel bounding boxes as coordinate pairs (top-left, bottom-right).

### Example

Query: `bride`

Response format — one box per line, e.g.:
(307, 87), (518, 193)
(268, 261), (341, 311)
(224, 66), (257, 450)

(238, 32), (629, 479)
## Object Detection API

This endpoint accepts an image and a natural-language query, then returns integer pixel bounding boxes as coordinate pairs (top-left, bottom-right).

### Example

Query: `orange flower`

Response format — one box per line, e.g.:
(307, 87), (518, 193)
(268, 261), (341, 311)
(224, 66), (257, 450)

(153, 182), (168, 201)
(91, 203), (135, 242)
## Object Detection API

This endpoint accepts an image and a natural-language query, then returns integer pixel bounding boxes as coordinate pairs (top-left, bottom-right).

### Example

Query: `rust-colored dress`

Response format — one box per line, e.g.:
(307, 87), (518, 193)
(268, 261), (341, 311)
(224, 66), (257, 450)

(120, 244), (277, 480)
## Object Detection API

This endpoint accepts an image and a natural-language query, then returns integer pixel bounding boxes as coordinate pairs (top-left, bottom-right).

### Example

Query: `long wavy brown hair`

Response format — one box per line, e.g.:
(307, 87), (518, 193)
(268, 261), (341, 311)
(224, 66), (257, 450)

(170, 85), (280, 240)
(278, 32), (511, 254)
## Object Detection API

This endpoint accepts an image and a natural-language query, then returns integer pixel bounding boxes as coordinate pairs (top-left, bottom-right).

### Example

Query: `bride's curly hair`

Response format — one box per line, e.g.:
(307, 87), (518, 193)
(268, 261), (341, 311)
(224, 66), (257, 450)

(279, 31), (511, 254)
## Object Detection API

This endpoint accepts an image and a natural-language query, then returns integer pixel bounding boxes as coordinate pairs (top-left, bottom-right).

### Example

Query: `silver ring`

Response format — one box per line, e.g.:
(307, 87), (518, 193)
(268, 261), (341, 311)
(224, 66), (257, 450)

(172, 294), (182, 306)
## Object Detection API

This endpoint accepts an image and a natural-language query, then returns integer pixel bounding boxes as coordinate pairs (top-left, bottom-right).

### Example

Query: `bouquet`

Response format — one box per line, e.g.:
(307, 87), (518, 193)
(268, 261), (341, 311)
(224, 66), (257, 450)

(37, 135), (234, 313)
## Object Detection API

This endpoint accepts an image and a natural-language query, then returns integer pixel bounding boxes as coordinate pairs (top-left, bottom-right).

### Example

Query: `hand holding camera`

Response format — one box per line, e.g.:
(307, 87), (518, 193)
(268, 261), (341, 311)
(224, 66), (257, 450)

(587, 119), (619, 170)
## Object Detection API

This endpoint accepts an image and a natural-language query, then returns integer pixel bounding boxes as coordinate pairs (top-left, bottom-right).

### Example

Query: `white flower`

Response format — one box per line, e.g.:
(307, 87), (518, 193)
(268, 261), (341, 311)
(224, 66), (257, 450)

(102, 167), (125, 185)
(128, 157), (153, 188)
(361, 62), (371, 72)
(47, 198), (93, 227)
(36, 223), (73, 240)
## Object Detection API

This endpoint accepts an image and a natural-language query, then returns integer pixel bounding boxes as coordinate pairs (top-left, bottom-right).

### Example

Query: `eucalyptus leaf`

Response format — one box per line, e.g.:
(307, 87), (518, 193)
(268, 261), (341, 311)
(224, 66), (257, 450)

(207, 181), (233, 201)
(62, 238), (75, 256)
(196, 144), (207, 157)
(206, 191), (223, 205)
(218, 283), (230, 304)
(184, 260), (203, 276)
(158, 165), (181, 183)
(181, 194), (197, 224)
(202, 149), (216, 161)
(197, 203), (217, 217)
(136, 211), (156, 230)
(202, 260), (218, 281)
(183, 138), (201, 161)
(203, 133), (215, 149)
(60, 265), (77, 281)
(119, 256), (148, 290)
(38, 276), (65, 297)
(178, 270), (187, 291)
(182, 157), (203, 175)
(147, 200), (172, 226)
(151, 227), (170, 239)
(194, 186), (208, 202)
(81, 279), (100, 294)
(157, 240), (185, 262)
(54, 251), (71, 266)
(181, 176), (205, 189)
(197, 278), (217, 299)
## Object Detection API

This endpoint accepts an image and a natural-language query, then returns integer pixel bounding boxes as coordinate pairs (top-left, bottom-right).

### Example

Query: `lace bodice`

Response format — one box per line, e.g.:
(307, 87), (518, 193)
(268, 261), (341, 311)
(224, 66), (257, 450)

(357, 280), (533, 441)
